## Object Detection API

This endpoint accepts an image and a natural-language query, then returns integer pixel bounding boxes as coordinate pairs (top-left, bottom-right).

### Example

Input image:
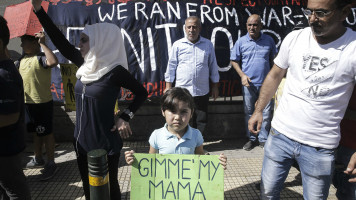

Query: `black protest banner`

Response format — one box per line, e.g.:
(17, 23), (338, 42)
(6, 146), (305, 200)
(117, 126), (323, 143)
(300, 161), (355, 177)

(45, 0), (356, 101)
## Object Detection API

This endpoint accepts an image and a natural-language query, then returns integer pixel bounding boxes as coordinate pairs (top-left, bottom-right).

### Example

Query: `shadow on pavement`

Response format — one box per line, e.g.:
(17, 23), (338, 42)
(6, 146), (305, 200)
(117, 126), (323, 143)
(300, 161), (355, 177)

(204, 138), (247, 151)
(225, 180), (304, 199)
(23, 144), (85, 199)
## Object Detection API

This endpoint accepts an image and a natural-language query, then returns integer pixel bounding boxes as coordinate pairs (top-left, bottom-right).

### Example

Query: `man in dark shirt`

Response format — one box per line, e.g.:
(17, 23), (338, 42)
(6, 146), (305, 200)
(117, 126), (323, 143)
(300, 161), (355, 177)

(0, 16), (31, 199)
(333, 89), (356, 199)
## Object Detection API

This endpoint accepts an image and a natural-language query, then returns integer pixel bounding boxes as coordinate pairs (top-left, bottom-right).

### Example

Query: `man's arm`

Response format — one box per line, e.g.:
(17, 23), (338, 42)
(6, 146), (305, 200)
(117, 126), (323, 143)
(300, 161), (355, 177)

(231, 61), (251, 87)
(211, 82), (219, 100)
(269, 38), (278, 69)
(248, 64), (287, 134)
(164, 43), (179, 93)
(164, 82), (172, 93)
(36, 32), (58, 68)
(0, 113), (20, 128)
(208, 42), (220, 100)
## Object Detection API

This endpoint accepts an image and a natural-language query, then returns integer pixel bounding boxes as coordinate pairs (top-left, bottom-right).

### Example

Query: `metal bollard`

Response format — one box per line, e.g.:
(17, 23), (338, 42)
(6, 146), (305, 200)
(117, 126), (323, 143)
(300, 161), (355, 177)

(87, 149), (110, 200)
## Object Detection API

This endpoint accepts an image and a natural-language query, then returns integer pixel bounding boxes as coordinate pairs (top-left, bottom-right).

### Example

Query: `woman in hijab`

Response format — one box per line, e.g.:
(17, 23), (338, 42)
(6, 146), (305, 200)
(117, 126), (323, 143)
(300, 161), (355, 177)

(31, 0), (148, 199)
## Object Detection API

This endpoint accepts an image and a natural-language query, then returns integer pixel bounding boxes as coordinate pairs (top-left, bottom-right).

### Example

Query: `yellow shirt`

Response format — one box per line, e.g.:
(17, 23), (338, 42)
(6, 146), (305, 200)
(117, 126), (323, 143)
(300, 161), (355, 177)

(19, 55), (52, 104)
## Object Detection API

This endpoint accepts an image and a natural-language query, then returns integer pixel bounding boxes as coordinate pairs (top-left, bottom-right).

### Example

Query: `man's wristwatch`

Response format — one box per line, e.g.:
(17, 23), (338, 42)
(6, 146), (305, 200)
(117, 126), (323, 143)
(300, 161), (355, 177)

(123, 109), (134, 119)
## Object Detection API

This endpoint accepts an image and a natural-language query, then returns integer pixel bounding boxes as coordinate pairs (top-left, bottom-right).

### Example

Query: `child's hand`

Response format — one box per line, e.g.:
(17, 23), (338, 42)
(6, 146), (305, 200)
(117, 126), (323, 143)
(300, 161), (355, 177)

(125, 150), (135, 165)
(219, 153), (227, 170)
(35, 31), (45, 45)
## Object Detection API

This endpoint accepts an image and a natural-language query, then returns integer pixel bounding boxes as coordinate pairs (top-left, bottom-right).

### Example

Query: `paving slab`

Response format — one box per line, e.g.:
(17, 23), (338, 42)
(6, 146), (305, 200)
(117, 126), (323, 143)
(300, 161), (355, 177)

(22, 140), (337, 199)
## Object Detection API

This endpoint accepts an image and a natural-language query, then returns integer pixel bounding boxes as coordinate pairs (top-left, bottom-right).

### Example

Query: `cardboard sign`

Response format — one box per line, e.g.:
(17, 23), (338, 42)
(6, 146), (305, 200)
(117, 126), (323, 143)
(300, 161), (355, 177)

(60, 64), (78, 111)
(4, 1), (49, 39)
(131, 153), (224, 200)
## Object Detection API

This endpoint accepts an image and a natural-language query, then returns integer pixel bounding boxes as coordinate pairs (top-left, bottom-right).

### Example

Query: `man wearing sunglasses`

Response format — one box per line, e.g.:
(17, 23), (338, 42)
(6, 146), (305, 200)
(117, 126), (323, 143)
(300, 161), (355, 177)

(248, 0), (355, 199)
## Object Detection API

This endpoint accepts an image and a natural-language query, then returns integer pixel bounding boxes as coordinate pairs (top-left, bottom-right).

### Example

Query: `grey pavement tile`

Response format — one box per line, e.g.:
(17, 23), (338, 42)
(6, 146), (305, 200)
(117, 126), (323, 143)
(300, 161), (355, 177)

(22, 140), (337, 199)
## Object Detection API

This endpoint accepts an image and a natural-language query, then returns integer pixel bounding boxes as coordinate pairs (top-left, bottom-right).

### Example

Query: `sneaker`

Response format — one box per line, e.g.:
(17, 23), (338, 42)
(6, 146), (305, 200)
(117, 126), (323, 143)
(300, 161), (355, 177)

(243, 140), (257, 151)
(259, 142), (265, 148)
(26, 158), (45, 169)
(39, 161), (56, 173)
(40, 163), (58, 181)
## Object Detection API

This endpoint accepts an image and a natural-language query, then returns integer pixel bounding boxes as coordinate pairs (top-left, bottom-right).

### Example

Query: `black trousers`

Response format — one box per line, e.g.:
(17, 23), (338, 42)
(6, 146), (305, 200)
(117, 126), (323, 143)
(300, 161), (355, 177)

(0, 153), (31, 200)
(75, 148), (121, 200)
(191, 94), (209, 135)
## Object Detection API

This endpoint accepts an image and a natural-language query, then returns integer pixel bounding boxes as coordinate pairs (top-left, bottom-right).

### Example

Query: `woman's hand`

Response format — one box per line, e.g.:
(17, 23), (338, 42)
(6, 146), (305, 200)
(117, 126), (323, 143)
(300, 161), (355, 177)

(219, 153), (227, 170)
(111, 118), (132, 139)
(125, 150), (135, 165)
(31, 0), (42, 11)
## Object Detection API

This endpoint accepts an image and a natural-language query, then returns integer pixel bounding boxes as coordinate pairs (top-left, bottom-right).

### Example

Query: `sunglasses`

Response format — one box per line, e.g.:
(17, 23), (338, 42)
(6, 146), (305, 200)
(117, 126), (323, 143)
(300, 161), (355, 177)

(302, 8), (336, 18)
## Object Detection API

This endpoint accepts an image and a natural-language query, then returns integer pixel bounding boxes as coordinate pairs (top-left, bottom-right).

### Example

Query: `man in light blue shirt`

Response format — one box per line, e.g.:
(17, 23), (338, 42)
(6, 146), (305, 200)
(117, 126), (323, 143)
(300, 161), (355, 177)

(230, 14), (277, 151)
(164, 16), (220, 135)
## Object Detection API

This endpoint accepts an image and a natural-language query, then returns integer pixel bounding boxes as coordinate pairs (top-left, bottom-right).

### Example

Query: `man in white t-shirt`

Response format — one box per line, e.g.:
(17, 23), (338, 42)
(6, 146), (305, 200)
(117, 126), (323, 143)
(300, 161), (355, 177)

(248, 0), (356, 199)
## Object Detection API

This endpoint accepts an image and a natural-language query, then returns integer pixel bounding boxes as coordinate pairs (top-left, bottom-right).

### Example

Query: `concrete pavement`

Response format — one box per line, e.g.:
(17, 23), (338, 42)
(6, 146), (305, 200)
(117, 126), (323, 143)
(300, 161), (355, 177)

(22, 139), (337, 199)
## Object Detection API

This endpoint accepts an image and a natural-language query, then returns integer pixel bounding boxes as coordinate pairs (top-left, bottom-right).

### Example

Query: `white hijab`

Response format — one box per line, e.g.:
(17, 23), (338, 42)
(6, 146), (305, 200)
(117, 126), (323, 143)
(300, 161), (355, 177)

(76, 23), (128, 84)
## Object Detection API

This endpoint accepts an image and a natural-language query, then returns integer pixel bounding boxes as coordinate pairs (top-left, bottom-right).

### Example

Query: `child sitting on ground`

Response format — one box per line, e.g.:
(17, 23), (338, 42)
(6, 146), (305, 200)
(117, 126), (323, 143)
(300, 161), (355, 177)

(125, 87), (227, 169)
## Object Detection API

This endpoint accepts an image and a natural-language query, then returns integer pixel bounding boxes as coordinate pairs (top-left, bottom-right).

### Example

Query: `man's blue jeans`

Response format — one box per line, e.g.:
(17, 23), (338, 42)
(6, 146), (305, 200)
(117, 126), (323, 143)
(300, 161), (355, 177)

(333, 145), (356, 200)
(261, 128), (335, 200)
(243, 85), (273, 143)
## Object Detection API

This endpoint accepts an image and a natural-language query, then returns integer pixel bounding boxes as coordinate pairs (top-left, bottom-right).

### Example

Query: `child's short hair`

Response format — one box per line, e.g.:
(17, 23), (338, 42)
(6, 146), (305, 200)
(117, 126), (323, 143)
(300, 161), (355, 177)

(0, 16), (10, 48)
(21, 35), (37, 42)
(161, 87), (195, 112)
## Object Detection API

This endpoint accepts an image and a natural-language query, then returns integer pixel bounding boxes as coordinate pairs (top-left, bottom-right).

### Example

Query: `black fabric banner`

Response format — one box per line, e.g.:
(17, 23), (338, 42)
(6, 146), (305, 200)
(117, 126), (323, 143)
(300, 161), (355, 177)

(46, 0), (356, 101)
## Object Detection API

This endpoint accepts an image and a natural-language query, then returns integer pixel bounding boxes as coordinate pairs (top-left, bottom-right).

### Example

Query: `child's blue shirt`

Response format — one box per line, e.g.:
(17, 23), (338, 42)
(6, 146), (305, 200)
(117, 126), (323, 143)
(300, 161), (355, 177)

(149, 124), (204, 154)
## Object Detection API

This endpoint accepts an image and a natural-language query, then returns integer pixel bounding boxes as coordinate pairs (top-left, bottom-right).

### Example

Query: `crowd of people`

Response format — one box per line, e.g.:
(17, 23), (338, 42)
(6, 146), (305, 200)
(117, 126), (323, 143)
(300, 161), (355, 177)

(0, 0), (356, 199)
